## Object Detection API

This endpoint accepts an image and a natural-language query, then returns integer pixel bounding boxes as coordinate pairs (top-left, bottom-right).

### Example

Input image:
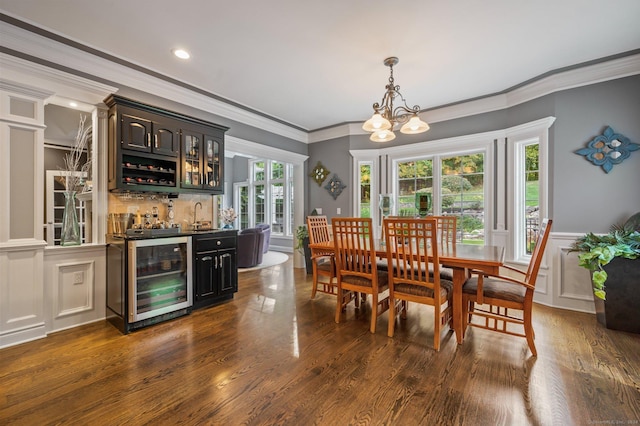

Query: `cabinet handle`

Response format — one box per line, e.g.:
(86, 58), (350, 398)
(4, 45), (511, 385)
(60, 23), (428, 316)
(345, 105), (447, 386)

(202, 256), (212, 261)
(216, 240), (221, 246)
(154, 134), (158, 149)
(146, 133), (151, 147)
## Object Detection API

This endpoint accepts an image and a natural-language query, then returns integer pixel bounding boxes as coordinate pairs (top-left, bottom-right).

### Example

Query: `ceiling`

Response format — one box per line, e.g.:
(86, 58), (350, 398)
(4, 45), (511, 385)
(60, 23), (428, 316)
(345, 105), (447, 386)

(1, 0), (639, 132)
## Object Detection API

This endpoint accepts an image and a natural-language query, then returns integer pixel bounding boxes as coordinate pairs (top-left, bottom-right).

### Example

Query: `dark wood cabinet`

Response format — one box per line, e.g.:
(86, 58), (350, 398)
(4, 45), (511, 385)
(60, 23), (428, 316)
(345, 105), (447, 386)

(105, 94), (228, 194)
(180, 129), (224, 193)
(193, 231), (238, 310)
(120, 114), (179, 156)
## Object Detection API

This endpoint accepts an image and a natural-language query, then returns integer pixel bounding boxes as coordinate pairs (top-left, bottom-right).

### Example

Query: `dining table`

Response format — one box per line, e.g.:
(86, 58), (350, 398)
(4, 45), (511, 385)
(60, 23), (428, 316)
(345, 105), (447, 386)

(309, 239), (505, 344)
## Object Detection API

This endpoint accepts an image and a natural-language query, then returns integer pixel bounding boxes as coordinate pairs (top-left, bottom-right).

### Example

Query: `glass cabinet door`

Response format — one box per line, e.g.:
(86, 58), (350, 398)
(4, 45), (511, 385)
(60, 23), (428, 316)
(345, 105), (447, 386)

(204, 134), (222, 190)
(182, 131), (201, 188)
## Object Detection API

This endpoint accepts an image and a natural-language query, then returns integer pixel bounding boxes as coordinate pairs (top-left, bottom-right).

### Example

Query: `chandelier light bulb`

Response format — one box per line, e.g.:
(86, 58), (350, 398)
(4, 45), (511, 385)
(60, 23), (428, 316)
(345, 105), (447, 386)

(370, 129), (396, 142)
(400, 115), (430, 135)
(362, 113), (391, 132)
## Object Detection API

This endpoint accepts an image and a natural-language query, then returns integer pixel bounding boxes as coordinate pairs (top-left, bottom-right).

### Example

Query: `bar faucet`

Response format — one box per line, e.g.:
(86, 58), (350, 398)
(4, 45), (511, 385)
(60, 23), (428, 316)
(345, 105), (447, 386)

(194, 202), (202, 225)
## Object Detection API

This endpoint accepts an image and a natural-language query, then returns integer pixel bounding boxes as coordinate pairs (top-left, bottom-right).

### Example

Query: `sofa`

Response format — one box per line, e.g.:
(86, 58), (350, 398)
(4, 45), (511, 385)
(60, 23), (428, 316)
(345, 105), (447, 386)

(237, 228), (265, 268)
(255, 223), (271, 253)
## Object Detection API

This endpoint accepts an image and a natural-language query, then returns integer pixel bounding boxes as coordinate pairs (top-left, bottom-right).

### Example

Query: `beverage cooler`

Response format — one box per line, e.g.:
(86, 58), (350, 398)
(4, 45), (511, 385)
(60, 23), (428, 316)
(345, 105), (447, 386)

(107, 236), (192, 334)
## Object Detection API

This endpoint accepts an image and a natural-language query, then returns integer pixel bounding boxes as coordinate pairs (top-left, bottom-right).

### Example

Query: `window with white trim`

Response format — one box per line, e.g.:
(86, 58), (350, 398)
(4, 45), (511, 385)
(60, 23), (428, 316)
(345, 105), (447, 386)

(246, 159), (294, 237)
(358, 162), (373, 218)
(394, 151), (486, 244)
(513, 139), (541, 259)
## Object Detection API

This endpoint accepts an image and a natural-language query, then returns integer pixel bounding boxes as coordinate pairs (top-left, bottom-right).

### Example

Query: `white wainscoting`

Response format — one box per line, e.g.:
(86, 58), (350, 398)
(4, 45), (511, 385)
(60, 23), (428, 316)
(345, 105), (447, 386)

(492, 231), (594, 313)
(547, 233), (595, 313)
(44, 245), (106, 334)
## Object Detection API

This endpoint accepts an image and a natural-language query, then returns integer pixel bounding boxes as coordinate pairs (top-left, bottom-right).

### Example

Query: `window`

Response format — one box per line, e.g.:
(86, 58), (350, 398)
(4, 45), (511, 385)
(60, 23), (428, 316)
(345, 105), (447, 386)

(397, 159), (433, 217)
(270, 161), (285, 233)
(358, 162), (372, 218)
(246, 159), (294, 237)
(441, 153), (485, 244)
(513, 139), (542, 259)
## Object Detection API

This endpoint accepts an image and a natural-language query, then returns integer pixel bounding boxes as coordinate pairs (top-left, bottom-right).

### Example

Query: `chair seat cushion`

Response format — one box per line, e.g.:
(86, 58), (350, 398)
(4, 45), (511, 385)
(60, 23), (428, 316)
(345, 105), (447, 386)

(427, 264), (454, 280)
(463, 276), (526, 303)
(394, 279), (453, 299)
(342, 270), (389, 291)
(317, 258), (334, 272)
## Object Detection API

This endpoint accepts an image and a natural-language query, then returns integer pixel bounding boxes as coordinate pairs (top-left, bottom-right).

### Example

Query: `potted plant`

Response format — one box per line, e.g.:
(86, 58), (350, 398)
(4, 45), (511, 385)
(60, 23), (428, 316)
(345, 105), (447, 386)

(295, 225), (312, 274)
(570, 212), (640, 333)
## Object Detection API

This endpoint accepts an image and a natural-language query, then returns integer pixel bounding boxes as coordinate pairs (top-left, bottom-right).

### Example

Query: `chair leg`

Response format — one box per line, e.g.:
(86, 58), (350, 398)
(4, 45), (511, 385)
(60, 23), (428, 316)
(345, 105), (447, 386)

(370, 293), (378, 333)
(310, 262), (318, 299)
(524, 303), (537, 357)
(462, 296), (470, 337)
(388, 296), (396, 337)
(433, 306), (441, 352)
(335, 289), (344, 324)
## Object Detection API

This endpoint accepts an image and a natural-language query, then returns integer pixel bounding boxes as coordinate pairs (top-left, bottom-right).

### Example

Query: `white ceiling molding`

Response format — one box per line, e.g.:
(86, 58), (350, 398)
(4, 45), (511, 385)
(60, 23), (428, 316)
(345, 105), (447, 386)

(310, 54), (640, 142)
(2, 21), (637, 146)
(0, 21), (309, 143)
(0, 53), (116, 105)
(505, 53), (640, 107)
(225, 135), (308, 165)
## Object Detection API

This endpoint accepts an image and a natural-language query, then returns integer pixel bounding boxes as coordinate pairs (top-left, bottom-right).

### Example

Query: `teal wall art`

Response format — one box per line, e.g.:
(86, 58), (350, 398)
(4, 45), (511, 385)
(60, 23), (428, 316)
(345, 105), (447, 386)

(576, 126), (639, 173)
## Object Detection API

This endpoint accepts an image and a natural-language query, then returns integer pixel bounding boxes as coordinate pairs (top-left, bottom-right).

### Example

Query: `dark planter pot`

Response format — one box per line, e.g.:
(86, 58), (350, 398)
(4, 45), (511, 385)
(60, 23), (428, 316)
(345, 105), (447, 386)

(593, 257), (640, 334)
(302, 236), (313, 275)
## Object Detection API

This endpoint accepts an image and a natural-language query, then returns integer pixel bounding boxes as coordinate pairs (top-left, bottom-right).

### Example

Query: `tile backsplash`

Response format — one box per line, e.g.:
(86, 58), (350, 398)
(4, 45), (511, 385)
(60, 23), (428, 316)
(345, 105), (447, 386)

(108, 193), (218, 230)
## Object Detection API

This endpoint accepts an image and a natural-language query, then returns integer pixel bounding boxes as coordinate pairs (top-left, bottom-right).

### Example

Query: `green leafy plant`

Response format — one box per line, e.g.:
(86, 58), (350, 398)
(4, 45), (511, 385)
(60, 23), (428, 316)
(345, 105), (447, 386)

(295, 225), (309, 254)
(570, 212), (640, 300)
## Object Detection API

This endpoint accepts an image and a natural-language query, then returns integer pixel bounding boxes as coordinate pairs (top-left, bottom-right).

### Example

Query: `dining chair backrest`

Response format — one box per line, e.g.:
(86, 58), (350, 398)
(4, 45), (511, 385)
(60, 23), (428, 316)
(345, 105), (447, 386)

(307, 215), (331, 245)
(384, 218), (441, 291)
(427, 215), (457, 244)
(331, 217), (376, 279)
(307, 215), (337, 299)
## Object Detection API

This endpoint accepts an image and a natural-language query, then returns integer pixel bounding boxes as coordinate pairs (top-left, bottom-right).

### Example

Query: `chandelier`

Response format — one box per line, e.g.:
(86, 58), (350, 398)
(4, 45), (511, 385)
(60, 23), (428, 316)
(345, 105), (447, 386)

(362, 57), (430, 142)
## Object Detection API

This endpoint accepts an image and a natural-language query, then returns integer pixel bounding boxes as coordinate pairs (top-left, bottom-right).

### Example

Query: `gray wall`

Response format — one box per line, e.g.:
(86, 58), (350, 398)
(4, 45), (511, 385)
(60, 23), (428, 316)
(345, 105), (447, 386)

(307, 136), (352, 218)
(307, 75), (640, 233)
(551, 75), (640, 232)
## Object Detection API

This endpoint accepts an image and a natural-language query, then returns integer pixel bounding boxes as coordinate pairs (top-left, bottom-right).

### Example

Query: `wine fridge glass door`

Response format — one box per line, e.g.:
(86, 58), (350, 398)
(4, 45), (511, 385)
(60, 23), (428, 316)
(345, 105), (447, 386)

(128, 236), (193, 323)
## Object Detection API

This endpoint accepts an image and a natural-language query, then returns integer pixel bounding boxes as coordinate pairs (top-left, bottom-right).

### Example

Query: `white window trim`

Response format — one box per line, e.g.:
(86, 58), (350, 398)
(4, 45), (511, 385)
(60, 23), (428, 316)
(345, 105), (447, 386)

(350, 149), (381, 237)
(351, 117), (555, 250)
(506, 117), (554, 264)
(386, 135), (495, 245)
(246, 159), (294, 237)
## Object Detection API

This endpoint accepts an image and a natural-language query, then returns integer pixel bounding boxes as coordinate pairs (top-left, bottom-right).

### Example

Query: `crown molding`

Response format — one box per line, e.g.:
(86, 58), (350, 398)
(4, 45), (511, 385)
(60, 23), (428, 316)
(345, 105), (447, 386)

(0, 21), (309, 143)
(311, 53), (640, 141)
(2, 20), (637, 145)
(0, 53), (116, 105)
(225, 135), (308, 165)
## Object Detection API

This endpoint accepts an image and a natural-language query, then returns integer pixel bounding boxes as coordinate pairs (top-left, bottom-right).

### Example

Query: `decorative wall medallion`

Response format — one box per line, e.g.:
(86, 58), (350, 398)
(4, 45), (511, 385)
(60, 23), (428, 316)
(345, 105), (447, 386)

(324, 174), (346, 200)
(309, 161), (330, 186)
(576, 126), (639, 173)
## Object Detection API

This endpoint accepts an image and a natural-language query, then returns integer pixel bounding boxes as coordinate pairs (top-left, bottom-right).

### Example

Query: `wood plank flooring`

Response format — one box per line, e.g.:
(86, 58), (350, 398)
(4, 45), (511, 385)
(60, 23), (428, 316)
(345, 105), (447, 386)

(1, 256), (639, 425)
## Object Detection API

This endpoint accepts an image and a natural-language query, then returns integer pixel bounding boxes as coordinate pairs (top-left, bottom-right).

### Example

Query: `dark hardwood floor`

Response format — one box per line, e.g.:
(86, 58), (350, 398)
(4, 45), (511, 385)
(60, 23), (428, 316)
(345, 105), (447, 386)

(1, 256), (639, 425)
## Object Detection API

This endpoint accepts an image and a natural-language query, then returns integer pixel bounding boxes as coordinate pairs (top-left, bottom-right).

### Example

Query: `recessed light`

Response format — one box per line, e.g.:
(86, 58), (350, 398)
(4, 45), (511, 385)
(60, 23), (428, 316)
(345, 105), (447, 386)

(173, 49), (190, 60)
(69, 102), (78, 108)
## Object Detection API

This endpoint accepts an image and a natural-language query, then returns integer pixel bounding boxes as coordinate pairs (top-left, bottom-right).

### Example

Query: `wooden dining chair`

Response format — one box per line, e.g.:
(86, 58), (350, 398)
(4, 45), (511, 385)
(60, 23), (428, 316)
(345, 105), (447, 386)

(429, 215), (457, 244)
(425, 215), (457, 280)
(384, 218), (453, 351)
(306, 215), (337, 299)
(332, 217), (390, 333)
(462, 218), (553, 356)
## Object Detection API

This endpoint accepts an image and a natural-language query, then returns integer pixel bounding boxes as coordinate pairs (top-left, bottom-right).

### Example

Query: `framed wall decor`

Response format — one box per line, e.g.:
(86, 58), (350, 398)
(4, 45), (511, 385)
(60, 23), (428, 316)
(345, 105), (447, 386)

(324, 173), (346, 200)
(309, 161), (330, 186)
(576, 126), (639, 173)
